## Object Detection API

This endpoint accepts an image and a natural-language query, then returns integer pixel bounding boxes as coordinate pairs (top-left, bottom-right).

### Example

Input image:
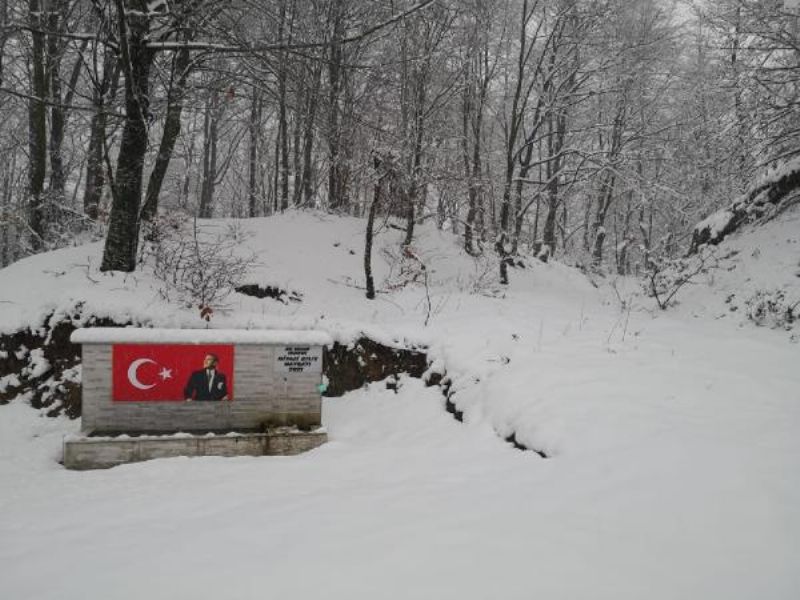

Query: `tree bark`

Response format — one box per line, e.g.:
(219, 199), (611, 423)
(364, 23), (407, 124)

(199, 91), (218, 218)
(404, 75), (427, 248)
(180, 111), (198, 209)
(590, 93), (626, 268)
(301, 63), (321, 207)
(461, 4), (491, 256)
(141, 45), (191, 221)
(100, 0), (152, 272)
(84, 59), (120, 220)
(462, 65), (476, 255)
(83, 114), (103, 220)
(278, 89), (289, 211)
(0, 0), (7, 88)
(46, 2), (65, 203)
(274, 0), (293, 211)
(291, 101), (302, 207)
(327, 0), (347, 211)
(365, 168), (383, 300)
(590, 171), (616, 267)
(542, 107), (567, 253)
(27, 0), (48, 251)
(247, 85), (262, 217)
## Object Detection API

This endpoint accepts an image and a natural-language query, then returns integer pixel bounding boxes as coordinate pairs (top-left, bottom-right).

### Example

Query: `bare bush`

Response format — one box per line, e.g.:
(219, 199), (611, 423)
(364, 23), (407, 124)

(644, 248), (719, 310)
(141, 217), (257, 310)
(744, 289), (799, 330)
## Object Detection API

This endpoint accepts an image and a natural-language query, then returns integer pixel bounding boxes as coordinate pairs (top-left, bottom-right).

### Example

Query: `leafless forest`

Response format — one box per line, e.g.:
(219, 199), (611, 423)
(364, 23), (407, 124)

(0, 0), (798, 279)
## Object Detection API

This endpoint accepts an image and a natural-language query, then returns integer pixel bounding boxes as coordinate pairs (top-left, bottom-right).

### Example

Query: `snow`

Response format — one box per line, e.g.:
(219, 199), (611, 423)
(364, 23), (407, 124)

(757, 154), (800, 187)
(22, 348), (50, 379)
(71, 327), (333, 346)
(1, 209), (800, 599)
(0, 373), (20, 393)
(694, 208), (734, 239)
(671, 201), (800, 330)
(63, 428), (324, 442)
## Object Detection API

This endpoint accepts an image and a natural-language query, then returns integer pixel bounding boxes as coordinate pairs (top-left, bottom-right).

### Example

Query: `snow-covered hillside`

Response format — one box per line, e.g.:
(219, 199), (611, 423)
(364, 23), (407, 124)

(675, 202), (800, 333)
(1, 211), (799, 599)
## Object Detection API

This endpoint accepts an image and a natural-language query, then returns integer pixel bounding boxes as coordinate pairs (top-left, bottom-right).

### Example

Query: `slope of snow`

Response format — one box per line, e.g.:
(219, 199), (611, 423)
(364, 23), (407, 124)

(670, 202), (800, 331)
(1, 210), (799, 599)
(0, 211), (595, 342)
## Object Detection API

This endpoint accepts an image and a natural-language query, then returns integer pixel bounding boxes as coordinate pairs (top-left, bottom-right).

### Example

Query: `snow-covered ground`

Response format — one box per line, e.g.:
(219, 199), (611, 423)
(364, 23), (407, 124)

(679, 201), (800, 330)
(1, 210), (799, 599)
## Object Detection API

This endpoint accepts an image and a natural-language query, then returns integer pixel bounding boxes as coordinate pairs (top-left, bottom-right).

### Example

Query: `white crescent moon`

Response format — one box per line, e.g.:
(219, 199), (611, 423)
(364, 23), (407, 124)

(128, 358), (158, 390)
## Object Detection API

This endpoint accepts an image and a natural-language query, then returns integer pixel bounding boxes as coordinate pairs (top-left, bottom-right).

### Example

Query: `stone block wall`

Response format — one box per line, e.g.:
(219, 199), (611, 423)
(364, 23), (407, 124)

(81, 344), (323, 434)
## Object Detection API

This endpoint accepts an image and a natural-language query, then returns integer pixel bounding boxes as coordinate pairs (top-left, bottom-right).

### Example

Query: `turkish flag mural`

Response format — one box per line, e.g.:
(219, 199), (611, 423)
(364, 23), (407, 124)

(112, 344), (235, 402)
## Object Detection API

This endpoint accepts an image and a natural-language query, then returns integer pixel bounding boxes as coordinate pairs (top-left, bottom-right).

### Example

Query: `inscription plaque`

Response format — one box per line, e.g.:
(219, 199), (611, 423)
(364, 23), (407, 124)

(276, 346), (322, 374)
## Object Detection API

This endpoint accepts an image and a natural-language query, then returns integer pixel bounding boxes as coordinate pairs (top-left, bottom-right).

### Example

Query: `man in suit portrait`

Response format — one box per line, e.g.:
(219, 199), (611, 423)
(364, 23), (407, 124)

(184, 353), (230, 401)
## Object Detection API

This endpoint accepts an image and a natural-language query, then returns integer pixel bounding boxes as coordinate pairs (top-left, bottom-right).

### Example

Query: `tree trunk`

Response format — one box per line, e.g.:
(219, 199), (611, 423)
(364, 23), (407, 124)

(247, 85), (262, 217)
(199, 91), (218, 219)
(582, 195), (593, 254)
(616, 190), (633, 275)
(277, 72), (289, 208)
(181, 111), (198, 209)
(460, 8), (490, 257)
(543, 184), (559, 254)
(27, 0), (48, 251)
(301, 62), (321, 207)
(291, 103), (302, 207)
(404, 78), (426, 248)
(591, 172), (616, 267)
(83, 112), (103, 220)
(100, 0), (152, 272)
(0, 0), (7, 88)
(495, 170), (513, 285)
(512, 142), (534, 253)
(638, 203), (653, 270)
(590, 92), (626, 269)
(272, 127), (280, 213)
(461, 67), (476, 255)
(278, 91), (289, 211)
(543, 103), (568, 253)
(84, 59), (120, 221)
(46, 2), (65, 204)
(327, 0), (347, 211)
(141, 45), (191, 221)
(0, 148), (17, 266)
(730, 6), (750, 192)
(365, 170), (383, 300)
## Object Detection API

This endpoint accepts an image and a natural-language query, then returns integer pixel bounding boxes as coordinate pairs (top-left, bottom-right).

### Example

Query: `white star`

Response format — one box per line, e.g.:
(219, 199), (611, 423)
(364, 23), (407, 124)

(158, 367), (173, 381)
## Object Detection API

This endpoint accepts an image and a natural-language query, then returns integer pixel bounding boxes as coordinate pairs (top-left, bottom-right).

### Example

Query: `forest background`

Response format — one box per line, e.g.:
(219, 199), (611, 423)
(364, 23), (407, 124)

(0, 0), (798, 285)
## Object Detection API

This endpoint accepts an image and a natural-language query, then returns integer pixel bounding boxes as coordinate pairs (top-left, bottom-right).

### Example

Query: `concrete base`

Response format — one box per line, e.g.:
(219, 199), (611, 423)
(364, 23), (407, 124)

(63, 429), (327, 470)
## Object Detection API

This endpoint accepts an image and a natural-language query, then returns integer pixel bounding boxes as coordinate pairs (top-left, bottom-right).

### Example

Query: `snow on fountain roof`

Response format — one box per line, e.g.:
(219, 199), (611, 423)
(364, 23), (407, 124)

(71, 328), (333, 346)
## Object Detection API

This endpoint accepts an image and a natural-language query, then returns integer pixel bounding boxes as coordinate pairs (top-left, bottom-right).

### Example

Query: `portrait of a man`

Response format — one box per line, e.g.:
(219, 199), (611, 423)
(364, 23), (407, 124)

(184, 353), (230, 401)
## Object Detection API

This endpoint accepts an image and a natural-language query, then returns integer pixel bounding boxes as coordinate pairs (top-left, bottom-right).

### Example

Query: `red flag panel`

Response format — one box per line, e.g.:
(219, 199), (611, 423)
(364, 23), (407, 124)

(112, 344), (235, 402)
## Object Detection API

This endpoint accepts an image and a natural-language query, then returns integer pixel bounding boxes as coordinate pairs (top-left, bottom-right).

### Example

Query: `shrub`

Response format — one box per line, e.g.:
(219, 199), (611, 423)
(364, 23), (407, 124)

(744, 289), (798, 330)
(141, 217), (257, 311)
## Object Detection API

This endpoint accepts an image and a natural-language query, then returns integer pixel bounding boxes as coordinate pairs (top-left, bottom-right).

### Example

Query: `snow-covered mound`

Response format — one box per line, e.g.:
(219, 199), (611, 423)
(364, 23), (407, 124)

(1, 210), (799, 599)
(0, 210), (593, 341)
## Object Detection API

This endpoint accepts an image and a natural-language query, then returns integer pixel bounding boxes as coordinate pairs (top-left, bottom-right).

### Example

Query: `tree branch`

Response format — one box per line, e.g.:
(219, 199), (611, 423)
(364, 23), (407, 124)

(143, 0), (438, 52)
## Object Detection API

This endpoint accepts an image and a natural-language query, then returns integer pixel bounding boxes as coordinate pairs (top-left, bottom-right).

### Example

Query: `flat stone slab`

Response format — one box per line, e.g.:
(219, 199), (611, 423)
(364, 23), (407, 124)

(63, 429), (327, 470)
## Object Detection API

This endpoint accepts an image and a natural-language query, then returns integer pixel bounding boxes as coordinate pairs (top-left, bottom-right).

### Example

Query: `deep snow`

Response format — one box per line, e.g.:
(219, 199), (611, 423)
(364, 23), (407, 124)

(1, 210), (798, 599)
